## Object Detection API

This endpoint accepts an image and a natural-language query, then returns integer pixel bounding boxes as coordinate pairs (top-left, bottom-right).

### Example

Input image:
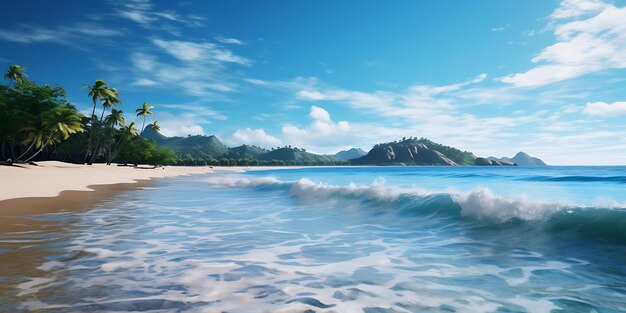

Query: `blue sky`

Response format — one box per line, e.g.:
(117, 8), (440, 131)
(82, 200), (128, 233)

(1, 0), (625, 164)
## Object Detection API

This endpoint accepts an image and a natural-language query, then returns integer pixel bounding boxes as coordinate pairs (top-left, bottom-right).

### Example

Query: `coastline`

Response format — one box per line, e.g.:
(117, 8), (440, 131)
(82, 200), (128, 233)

(0, 162), (302, 216)
(0, 161), (214, 232)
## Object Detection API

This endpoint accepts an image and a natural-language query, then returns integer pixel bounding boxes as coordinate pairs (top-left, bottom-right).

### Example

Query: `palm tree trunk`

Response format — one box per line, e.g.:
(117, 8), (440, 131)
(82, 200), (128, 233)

(88, 107), (109, 164)
(10, 139), (16, 159)
(107, 135), (125, 165)
(14, 140), (36, 162)
(3, 79), (13, 96)
(141, 116), (146, 134)
(24, 132), (56, 163)
(1, 140), (6, 160)
(83, 103), (99, 163)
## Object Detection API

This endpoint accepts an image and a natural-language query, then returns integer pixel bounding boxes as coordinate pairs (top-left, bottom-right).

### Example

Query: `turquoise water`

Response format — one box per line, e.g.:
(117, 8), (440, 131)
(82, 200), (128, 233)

(2, 166), (626, 312)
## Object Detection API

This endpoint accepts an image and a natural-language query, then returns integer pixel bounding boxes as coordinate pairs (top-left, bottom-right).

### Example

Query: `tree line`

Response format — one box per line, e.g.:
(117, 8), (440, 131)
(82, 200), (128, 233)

(175, 157), (348, 166)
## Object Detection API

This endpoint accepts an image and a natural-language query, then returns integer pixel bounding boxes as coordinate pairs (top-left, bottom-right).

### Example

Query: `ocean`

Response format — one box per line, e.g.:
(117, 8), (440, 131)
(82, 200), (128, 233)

(2, 166), (626, 312)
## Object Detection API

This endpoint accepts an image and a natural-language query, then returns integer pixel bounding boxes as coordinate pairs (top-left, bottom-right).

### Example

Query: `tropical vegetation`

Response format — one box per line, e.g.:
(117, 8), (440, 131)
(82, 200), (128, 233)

(0, 65), (176, 167)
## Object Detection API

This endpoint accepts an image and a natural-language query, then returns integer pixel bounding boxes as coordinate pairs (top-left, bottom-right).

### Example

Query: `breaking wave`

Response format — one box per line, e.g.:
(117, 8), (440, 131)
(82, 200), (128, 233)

(206, 176), (626, 243)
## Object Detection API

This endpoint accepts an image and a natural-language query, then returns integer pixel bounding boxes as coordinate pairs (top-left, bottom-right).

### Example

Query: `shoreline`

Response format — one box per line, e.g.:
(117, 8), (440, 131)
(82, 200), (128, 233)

(0, 162), (303, 219)
(0, 161), (218, 232)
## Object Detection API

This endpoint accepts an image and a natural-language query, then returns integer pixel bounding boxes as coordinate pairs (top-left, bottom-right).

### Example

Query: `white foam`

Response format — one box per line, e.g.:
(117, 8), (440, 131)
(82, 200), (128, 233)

(290, 178), (404, 202)
(206, 176), (281, 188)
(451, 188), (569, 222)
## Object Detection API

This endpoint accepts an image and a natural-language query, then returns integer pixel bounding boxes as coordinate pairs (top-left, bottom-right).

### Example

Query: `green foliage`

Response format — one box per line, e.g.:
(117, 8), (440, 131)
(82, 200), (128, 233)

(413, 138), (476, 165)
(0, 75), (86, 163)
(115, 137), (176, 166)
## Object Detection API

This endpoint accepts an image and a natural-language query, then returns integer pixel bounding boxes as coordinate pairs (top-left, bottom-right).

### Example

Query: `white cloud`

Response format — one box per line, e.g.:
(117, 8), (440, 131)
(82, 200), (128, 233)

(551, 0), (608, 19)
(158, 124), (205, 137)
(583, 101), (626, 116)
(113, 0), (204, 27)
(0, 23), (123, 45)
(159, 103), (227, 120)
(152, 113), (208, 137)
(128, 51), (241, 97)
(230, 128), (282, 147)
(293, 74), (490, 119)
(502, 0), (626, 87)
(215, 36), (246, 45)
(133, 78), (159, 86)
(280, 106), (352, 152)
(152, 39), (249, 64)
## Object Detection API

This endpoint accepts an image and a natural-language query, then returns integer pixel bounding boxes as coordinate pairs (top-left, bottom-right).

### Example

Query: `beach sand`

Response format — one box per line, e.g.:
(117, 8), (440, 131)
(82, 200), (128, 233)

(0, 161), (296, 216)
(0, 162), (218, 230)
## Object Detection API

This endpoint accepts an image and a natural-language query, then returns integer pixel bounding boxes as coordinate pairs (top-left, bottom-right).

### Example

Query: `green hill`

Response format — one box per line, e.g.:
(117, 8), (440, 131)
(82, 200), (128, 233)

(141, 130), (229, 159)
(261, 147), (337, 163)
(413, 138), (476, 165)
(141, 130), (341, 164)
(226, 144), (269, 159)
(351, 137), (476, 166)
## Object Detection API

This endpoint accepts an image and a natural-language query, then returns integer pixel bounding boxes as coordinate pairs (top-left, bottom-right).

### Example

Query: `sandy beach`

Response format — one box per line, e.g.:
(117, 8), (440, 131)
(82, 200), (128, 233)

(0, 161), (297, 213)
(0, 161), (215, 201)
(0, 161), (216, 232)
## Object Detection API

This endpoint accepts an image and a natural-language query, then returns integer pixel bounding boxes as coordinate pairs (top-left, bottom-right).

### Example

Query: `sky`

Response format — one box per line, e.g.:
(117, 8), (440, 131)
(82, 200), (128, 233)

(1, 0), (625, 165)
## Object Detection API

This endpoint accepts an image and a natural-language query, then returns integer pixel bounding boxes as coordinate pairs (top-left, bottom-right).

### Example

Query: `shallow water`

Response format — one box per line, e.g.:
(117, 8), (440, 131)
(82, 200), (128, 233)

(2, 166), (626, 312)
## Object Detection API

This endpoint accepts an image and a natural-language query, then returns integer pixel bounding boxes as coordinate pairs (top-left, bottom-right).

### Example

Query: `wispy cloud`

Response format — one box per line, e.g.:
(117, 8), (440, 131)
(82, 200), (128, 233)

(0, 23), (123, 45)
(502, 0), (626, 87)
(128, 49), (243, 97)
(491, 25), (508, 32)
(152, 39), (250, 64)
(145, 102), (226, 137)
(113, 0), (205, 28)
(215, 36), (246, 45)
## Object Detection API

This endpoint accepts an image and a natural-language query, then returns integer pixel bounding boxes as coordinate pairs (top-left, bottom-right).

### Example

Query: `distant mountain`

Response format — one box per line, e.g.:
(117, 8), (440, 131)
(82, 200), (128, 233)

(141, 130), (341, 163)
(351, 138), (475, 166)
(334, 148), (367, 161)
(488, 152), (547, 166)
(226, 144), (269, 159)
(141, 129), (229, 158)
(261, 147), (336, 163)
(140, 127), (167, 143)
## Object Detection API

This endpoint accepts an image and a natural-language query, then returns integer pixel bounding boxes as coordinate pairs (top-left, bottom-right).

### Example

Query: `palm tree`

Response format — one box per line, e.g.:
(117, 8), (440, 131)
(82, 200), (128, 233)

(3, 65), (28, 95)
(104, 108), (125, 129)
(99, 88), (121, 121)
(83, 80), (111, 120)
(89, 89), (122, 164)
(23, 107), (85, 163)
(107, 121), (138, 165)
(83, 80), (114, 163)
(100, 108), (125, 164)
(15, 118), (45, 163)
(148, 120), (160, 140)
(135, 102), (154, 133)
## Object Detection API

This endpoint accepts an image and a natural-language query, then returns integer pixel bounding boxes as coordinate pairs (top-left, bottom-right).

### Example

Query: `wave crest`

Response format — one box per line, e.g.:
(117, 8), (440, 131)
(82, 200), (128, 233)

(451, 188), (568, 222)
(206, 175), (626, 227)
